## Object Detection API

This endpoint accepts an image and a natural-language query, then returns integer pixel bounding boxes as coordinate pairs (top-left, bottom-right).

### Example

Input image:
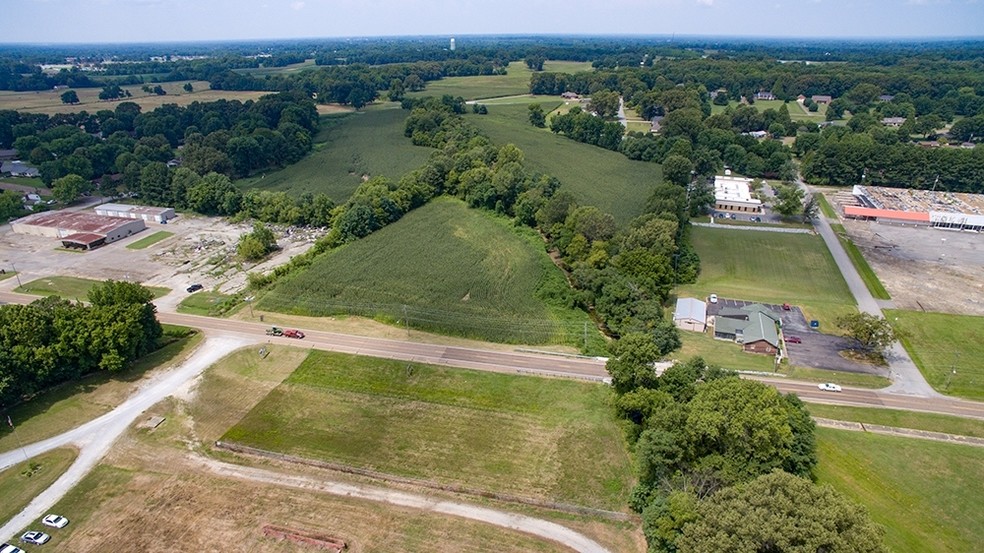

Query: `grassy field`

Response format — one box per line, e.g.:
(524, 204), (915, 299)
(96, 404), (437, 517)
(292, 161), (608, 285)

(0, 81), (268, 115)
(777, 365), (890, 388)
(710, 99), (828, 121)
(887, 310), (984, 400)
(259, 197), (599, 347)
(222, 349), (634, 510)
(125, 230), (174, 250)
(176, 290), (234, 316)
(0, 327), (201, 452)
(835, 232), (892, 300)
(237, 104), (433, 200)
(807, 404), (984, 438)
(0, 448), (77, 525)
(410, 60), (593, 101)
(16, 275), (170, 300)
(817, 193), (838, 219)
(235, 59), (318, 76)
(468, 100), (660, 226)
(817, 428), (984, 553)
(675, 226), (856, 329)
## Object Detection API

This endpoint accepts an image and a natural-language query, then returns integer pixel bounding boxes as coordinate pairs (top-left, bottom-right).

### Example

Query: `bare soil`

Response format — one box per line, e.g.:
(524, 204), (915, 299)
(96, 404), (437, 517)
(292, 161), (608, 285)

(842, 219), (984, 316)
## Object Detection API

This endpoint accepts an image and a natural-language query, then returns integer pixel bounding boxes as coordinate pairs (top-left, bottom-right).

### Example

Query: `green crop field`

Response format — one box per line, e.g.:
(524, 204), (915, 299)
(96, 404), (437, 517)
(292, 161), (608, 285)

(17, 275), (169, 300)
(222, 350), (633, 510)
(817, 428), (984, 553)
(675, 226), (856, 329)
(237, 104), (433, 200)
(410, 60), (593, 101)
(887, 310), (984, 400)
(468, 100), (660, 225)
(259, 197), (598, 346)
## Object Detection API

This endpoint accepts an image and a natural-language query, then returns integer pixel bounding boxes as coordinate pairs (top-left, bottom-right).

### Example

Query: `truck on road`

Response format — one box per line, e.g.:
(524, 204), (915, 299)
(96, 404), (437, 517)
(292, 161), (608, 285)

(266, 327), (305, 339)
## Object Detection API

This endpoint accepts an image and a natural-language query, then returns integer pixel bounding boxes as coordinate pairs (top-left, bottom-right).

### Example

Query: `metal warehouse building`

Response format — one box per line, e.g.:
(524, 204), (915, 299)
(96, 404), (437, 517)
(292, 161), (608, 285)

(847, 186), (984, 233)
(11, 210), (146, 249)
(95, 203), (175, 223)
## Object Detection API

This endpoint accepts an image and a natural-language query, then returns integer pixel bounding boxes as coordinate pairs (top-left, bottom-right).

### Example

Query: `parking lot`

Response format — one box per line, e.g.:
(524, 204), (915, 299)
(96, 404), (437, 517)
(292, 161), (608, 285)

(707, 297), (885, 375)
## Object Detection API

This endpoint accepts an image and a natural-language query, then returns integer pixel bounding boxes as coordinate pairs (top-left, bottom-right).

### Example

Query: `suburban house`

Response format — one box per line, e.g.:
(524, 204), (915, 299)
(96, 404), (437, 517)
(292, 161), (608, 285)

(881, 117), (907, 127)
(1, 160), (40, 178)
(712, 304), (781, 355)
(811, 95), (833, 104)
(561, 92), (580, 100)
(878, 94), (895, 102)
(754, 91), (776, 101)
(673, 298), (707, 332)
(650, 115), (664, 133)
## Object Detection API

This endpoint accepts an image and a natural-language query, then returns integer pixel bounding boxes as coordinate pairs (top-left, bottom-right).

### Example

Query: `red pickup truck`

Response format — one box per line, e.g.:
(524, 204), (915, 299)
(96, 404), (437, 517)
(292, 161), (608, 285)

(282, 329), (305, 339)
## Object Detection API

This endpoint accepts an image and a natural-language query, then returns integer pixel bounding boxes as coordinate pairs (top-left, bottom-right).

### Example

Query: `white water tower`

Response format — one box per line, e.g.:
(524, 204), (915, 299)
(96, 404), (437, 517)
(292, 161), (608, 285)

(450, 37), (456, 51)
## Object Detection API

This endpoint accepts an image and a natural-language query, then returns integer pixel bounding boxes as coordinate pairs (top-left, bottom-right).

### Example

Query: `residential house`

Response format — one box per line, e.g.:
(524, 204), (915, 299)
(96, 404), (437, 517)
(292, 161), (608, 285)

(754, 91), (776, 101)
(650, 115), (664, 134)
(878, 94), (895, 102)
(561, 92), (580, 100)
(881, 117), (906, 127)
(0, 161), (40, 177)
(811, 95), (833, 104)
(712, 304), (781, 355)
(741, 312), (781, 355)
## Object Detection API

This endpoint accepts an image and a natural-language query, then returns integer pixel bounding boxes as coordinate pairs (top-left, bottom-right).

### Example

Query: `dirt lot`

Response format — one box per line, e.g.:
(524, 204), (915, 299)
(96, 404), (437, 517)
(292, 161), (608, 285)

(843, 220), (984, 316)
(0, 206), (321, 311)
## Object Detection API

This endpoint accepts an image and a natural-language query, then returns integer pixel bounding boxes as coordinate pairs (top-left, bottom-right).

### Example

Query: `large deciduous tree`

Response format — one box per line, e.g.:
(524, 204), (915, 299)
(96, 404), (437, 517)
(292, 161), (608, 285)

(836, 312), (898, 356)
(676, 471), (887, 553)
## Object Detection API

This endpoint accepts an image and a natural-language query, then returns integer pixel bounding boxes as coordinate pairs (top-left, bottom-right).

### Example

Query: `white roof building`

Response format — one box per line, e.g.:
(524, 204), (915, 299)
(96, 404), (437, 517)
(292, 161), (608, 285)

(673, 297), (707, 332)
(714, 175), (763, 213)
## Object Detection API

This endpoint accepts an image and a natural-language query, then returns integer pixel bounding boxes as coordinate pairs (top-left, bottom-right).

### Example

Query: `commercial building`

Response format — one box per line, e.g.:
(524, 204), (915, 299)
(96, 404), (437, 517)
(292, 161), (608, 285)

(846, 185), (984, 233)
(712, 304), (781, 355)
(95, 203), (175, 223)
(713, 175), (763, 213)
(673, 298), (707, 332)
(10, 210), (146, 250)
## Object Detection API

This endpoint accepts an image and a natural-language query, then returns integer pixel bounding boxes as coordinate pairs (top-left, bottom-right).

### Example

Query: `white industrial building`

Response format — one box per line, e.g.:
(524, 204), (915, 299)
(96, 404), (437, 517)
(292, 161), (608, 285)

(96, 203), (175, 223)
(714, 175), (763, 213)
(11, 210), (146, 249)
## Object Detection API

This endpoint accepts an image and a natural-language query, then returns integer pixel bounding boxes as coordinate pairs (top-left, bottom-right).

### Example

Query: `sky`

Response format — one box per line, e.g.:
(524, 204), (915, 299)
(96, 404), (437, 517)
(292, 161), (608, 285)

(4, 0), (983, 44)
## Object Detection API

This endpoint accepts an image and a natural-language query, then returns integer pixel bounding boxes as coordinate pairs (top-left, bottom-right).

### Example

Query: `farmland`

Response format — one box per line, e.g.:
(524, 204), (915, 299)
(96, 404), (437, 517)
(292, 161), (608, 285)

(0, 80), (268, 115)
(259, 197), (597, 346)
(817, 428), (984, 553)
(467, 99), (661, 225)
(675, 226), (856, 329)
(887, 310), (984, 400)
(237, 104), (433, 200)
(409, 60), (593, 101)
(222, 349), (634, 510)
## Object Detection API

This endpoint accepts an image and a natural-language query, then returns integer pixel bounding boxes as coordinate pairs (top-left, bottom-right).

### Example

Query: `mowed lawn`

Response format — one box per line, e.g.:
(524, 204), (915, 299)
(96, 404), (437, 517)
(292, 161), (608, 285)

(237, 104), (433, 200)
(17, 275), (170, 300)
(886, 310), (984, 400)
(676, 226), (856, 327)
(408, 60), (593, 101)
(222, 350), (634, 510)
(259, 197), (593, 345)
(469, 101), (660, 225)
(816, 428), (984, 553)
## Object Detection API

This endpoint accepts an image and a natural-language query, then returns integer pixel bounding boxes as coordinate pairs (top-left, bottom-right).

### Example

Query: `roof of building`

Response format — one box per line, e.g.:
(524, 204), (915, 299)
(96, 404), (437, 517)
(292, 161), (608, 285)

(843, 205), (930, 222)
(14, 210), (140, 234)
(97, 203), (173, 215)
(61, 232), (106, 245)
(742, 312), (780, 347)
(718, 307), (749, 319)
(714, 175), (763, 206)
(743, 304), (780, 322)
(714, 317), (746, 336)
(674, 298), (707, 323)
(1, 161), (40, 175)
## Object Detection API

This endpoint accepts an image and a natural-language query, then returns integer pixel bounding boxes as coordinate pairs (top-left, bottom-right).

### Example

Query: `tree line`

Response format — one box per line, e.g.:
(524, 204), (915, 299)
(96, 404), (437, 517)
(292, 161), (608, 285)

(0, 281), (164, 409)
(607, 351), (886, 552)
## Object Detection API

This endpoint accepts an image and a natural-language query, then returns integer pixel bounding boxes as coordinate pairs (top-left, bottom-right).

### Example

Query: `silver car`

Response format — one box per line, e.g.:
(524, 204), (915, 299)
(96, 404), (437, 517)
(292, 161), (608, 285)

(20, 531), (50, 545)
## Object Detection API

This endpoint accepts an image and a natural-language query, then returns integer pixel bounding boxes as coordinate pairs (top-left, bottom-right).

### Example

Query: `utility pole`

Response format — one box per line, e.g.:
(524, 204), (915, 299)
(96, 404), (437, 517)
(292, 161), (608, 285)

(10, 262), (22, 289)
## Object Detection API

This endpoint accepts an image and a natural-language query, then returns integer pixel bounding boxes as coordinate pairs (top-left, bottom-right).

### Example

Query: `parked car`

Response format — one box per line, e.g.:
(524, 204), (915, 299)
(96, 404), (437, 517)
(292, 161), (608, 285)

(751, 216), (762, 222)
(0, 544), (26, 553)
(782, 302), (792, 311)
(709, 294), (718, 304)
(785, 335), (802, 344)
(186, 283), (203, 293)
(41, 514), (69, 529)
(20, 531), (50, 545)
(818, 383), (842, 392)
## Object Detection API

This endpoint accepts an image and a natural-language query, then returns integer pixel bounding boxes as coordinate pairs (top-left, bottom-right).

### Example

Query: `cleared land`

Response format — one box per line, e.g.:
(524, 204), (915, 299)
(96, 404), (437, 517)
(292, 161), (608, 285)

(887, 310), (984, 400)
(817, 428), (984, 553)
(259, 197), (597, 346)
(0, 81), (268, 115)
(223, 349), (634, 511)
(0, 448), (77, 526)
(237, 104), (433, 200)
(16, 275), (170, 300)
(676, 226), (856, 329)
(468, 100), (660, 225)
(125, 230), (174, 250)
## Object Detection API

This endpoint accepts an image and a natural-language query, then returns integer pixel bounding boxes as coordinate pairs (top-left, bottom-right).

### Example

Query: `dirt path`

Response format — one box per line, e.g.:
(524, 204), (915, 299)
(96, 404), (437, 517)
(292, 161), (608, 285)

(196, 455), (613, 553)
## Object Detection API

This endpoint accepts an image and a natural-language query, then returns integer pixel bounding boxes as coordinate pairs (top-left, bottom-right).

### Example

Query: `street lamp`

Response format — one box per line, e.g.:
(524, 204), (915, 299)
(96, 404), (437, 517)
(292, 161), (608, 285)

(9, 261), (22, 289)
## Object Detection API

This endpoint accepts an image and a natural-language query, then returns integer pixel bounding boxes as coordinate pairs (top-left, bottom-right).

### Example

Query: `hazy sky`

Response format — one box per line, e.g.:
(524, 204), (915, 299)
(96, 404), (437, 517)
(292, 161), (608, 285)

(5, 0), (983, 44)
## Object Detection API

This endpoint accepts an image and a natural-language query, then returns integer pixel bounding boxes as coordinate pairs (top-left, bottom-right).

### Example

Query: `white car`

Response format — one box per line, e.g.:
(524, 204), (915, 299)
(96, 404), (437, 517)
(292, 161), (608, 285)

(818, 383), (842, 392)
(709, 294), (718, 304)
(42, 514), (69, 528)
(0, 543), (26, 553)
(20, 531), (50, 545)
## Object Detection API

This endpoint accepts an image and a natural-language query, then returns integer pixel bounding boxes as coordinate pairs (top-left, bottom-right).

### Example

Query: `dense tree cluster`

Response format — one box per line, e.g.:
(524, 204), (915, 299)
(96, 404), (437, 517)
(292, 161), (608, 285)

(605, 352), (882, 552)
(0, 190), (26, 223)
(0, 281), (163, 408)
